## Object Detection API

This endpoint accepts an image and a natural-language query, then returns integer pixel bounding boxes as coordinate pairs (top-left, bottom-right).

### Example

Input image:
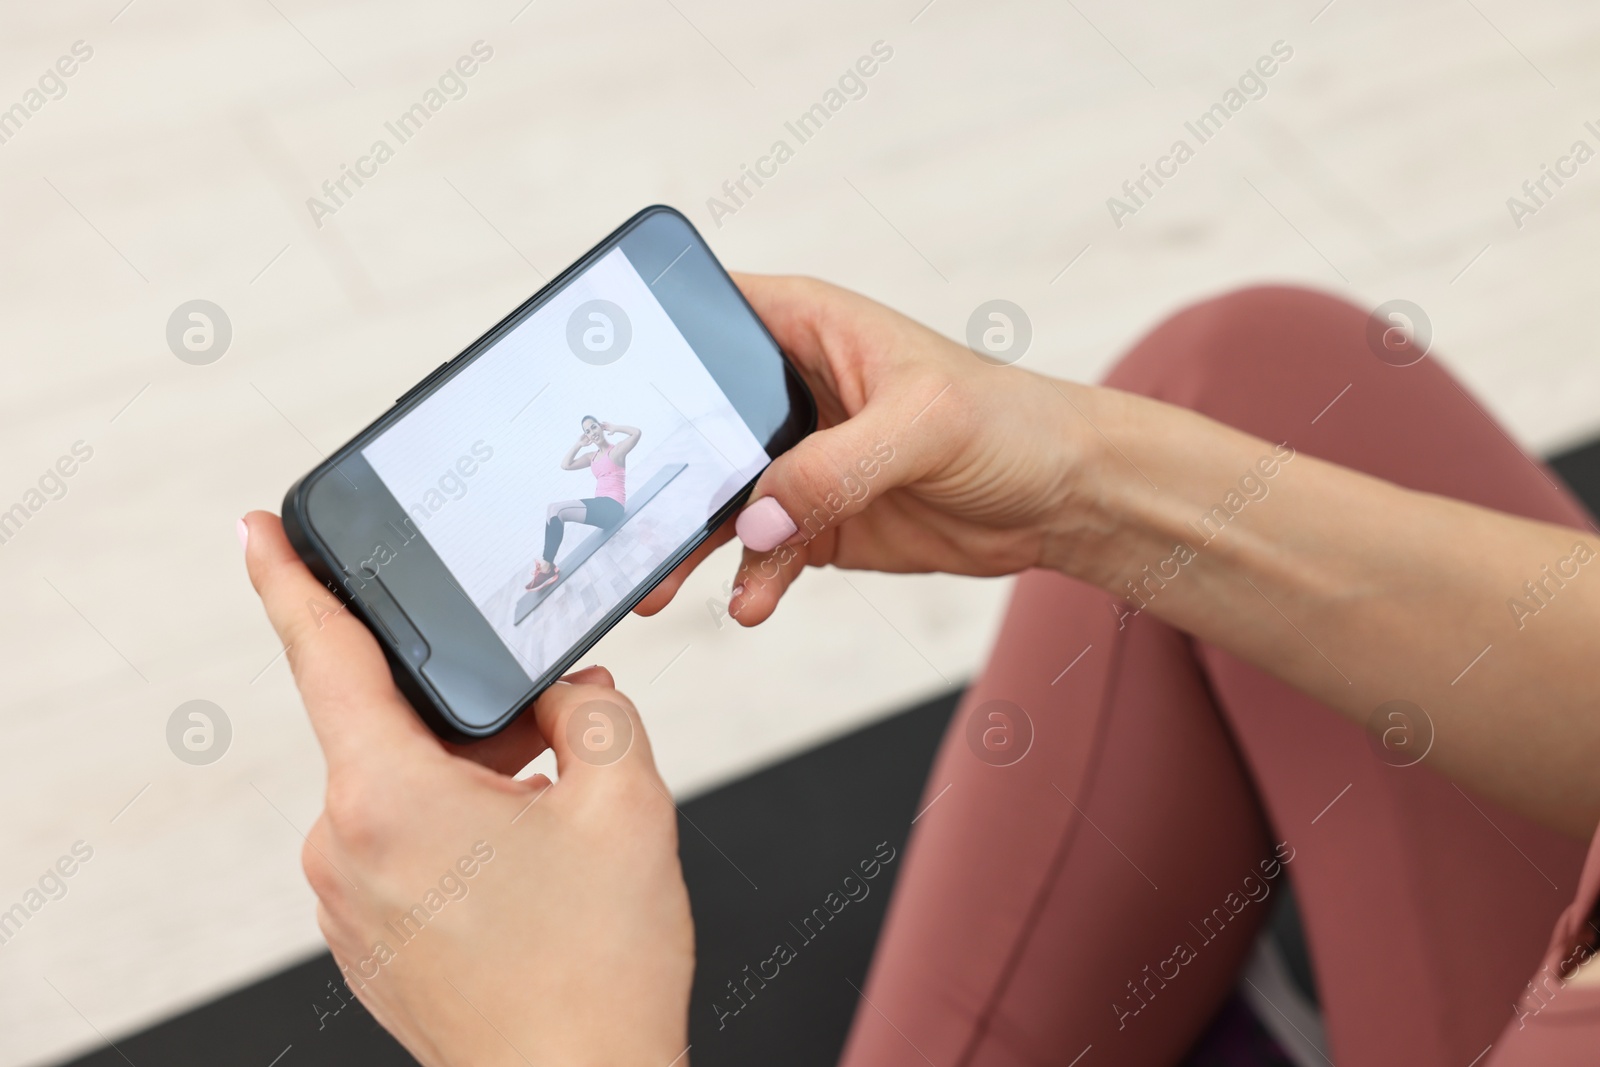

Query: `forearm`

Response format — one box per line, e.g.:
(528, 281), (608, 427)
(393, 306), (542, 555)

(610, 425), (642, 458)
(1048, 382), (1600, 837)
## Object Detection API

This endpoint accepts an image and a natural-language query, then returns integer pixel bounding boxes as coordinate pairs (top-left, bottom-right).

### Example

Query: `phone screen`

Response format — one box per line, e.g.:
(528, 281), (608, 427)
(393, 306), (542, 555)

(361, 245), (768, 681)
(288, 208), (810, 737)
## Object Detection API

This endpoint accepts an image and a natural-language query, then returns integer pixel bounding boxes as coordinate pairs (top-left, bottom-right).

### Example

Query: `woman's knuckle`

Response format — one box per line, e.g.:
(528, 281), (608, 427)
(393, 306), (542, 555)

(323, 780), (388, 856)
(300, 830), (344, 902)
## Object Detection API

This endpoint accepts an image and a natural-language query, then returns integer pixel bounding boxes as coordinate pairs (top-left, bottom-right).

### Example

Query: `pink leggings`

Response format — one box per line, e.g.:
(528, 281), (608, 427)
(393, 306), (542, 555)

(837, 287), (1595, 1066)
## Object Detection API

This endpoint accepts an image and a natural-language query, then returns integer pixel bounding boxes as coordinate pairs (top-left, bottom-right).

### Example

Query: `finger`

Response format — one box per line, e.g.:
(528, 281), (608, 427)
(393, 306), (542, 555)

(560, 664), (615, 687)
(733, 273), (960, 551)
(733, 398), (920, 553)
(443, 667), (611, 774)
(241, 511), (436, 771)
(633, 522), (737, 616)
(530, 681), (655, 783)
(726, 538), (814, 626)
(443, 709), (549, 775)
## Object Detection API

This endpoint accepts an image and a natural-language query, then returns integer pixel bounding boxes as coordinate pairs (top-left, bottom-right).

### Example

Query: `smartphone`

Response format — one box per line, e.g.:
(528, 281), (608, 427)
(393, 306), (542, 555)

(282, 206), (815, 740)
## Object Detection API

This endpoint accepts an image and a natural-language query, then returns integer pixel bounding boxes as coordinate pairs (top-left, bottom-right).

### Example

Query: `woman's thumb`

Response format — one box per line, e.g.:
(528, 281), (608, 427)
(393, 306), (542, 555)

(734, 406), (905, 553)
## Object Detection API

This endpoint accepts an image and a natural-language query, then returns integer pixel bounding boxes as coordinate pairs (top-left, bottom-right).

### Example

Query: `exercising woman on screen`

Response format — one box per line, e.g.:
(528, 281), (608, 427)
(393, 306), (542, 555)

(525, 416), (641, 592)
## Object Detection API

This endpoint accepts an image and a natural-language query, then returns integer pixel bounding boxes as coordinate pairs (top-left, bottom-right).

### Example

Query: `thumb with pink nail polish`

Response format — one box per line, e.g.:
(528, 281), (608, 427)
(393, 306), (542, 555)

(734, 497), (798, 553)
(733, 403), (905, 559)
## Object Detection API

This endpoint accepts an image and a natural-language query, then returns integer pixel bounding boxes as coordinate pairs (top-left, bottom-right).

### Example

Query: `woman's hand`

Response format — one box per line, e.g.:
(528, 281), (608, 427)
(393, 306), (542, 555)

(637, 273), (1098, 625)
(646, 278), (1600, 839)
(242, 513), (694, 1067)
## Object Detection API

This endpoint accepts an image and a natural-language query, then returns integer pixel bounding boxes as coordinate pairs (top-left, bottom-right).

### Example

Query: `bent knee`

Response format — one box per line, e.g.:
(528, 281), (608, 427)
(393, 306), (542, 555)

(1101, 285), (1370, 409)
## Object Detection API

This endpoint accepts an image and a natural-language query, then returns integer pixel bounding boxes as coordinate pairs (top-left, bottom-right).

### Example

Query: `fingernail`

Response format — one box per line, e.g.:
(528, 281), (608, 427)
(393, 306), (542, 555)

(735, 497), (796, 553)
(731, 583), (745, 598)
(236, 518), (249, 549)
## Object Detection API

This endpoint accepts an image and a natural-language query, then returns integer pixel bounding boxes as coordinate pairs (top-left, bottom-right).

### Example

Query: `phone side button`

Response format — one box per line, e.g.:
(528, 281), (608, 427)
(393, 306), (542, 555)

(394, 361), (453, 407)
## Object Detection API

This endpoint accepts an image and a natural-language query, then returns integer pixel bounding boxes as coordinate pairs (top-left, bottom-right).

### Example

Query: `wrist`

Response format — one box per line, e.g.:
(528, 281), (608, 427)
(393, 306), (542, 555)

(1035, 383), (1256, 590)
(1034, 380), (1158, 584)
(1036, 381), (1308, 610)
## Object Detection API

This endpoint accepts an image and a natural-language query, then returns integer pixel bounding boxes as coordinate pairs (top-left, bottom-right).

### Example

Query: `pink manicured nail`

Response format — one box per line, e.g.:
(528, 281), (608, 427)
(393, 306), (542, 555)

(236, 518), (249, 549)
(735, 497), (796, 553)
(731, 583), (746, 598)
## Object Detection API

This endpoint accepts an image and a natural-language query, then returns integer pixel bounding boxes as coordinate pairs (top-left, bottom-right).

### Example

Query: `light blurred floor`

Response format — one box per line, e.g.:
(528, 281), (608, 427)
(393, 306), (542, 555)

(3, 1), (1599, 1064)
